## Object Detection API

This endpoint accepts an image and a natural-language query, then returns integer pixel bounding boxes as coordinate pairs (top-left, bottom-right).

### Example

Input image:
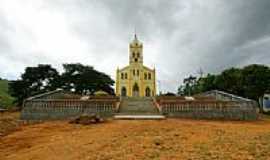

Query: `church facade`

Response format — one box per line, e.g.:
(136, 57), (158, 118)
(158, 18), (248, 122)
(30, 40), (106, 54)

(116, 34), (156, 97)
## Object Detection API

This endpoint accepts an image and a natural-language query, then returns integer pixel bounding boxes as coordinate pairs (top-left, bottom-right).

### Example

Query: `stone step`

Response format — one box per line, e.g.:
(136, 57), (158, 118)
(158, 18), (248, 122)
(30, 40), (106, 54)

(122, 103), (151, 105)
(115, 112), (162, 115)
(122, 101), (153, 104)
(121, 97), (152, 100)
(119, 107), (158, 112)
(114, 115), (166, 120)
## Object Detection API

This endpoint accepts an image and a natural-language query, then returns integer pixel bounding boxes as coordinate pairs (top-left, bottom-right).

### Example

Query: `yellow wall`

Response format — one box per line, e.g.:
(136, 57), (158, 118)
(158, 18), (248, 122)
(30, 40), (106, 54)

(116, 35), (156, 97)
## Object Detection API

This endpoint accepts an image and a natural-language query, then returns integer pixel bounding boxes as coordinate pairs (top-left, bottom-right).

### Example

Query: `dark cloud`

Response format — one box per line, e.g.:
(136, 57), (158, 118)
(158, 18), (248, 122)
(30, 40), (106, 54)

(0, 0), (269, 92)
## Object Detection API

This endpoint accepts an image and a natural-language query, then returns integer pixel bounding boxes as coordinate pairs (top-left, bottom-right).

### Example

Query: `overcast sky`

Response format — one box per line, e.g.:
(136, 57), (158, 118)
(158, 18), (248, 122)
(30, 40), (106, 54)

(0, 0), (270, 93)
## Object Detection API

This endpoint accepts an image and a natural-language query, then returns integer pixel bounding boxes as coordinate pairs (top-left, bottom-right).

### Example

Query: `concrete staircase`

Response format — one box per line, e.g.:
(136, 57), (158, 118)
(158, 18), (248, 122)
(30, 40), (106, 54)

(114, 97), (165, 120)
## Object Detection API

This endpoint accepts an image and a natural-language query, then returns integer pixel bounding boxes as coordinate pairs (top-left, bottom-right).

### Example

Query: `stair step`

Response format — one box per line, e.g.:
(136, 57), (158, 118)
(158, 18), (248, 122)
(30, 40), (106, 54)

(115, 112), (162, 115)
(114, 115), (166, 120)
(118, 97), (159, 116)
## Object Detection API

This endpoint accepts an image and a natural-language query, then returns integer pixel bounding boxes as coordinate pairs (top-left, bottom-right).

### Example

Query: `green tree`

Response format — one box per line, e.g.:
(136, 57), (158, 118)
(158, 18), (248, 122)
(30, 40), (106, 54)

(178, 64), (270, 101)
(9, 64), (60, 106)
(177, 85), (185, 95)
(183, 75), (197, 96)
(214, 68), (243, 95)
(241, 64), (270, 100)
(197, 74), (217, 92)
(60, 63), (114, 95)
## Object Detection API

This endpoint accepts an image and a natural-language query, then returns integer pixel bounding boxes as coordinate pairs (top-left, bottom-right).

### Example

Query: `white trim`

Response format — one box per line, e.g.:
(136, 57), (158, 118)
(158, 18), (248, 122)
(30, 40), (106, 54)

(26, 89), (63, 101)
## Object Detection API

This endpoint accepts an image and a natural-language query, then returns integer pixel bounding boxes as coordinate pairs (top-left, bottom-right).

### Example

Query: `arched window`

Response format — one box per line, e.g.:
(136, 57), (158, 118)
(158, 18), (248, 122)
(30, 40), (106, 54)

(148, 73), (151, 80)
(132, 52), (135, 57)
(125, 73), (128, 79)
(133, 70), (136, 76)
(145, 87), (151, 97)
(121, 73), (124, 79)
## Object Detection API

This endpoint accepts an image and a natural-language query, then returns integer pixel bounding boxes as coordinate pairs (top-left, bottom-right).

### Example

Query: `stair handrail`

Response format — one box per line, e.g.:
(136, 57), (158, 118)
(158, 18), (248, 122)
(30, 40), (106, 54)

(116, 101), (121, 112)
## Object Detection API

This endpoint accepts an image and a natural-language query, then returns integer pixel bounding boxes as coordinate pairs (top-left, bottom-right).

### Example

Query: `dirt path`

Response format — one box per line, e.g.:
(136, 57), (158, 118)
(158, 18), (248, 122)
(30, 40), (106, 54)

(1, 118), (270, 160)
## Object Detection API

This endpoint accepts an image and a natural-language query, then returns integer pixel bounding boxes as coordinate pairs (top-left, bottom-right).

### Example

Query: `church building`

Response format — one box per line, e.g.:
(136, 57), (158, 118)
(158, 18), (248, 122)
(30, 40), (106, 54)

(116, 34), (156, 97)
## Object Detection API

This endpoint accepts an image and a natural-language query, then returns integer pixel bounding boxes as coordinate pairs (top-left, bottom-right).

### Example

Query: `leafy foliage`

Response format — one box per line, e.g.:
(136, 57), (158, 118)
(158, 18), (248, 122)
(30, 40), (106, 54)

(60, 63), (114, 95)
(9, 64), (60, 106)
(178, 64), (270, 100)
(9, 63), (115, 107)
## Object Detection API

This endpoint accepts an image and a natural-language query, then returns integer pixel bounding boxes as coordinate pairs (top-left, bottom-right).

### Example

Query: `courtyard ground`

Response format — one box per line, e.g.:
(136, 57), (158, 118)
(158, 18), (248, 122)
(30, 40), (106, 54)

(0, 112), (20, 137)
(0, 113), (270, 160)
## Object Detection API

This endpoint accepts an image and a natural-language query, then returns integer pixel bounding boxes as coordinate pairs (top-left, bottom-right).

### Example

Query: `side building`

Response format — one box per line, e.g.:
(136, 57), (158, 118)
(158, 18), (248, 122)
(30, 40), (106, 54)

(116, 34), (156, 97)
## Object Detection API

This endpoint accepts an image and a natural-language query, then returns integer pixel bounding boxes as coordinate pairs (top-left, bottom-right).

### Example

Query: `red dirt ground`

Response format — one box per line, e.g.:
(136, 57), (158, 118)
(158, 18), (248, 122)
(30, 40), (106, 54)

(1, 115), (270, 160)
(0, 112), (20, 137)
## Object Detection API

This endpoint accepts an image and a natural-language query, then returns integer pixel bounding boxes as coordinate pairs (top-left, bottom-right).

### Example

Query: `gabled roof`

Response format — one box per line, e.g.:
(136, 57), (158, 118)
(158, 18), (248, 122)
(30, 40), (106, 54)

(118, 65), (130, 71)
(118, 65), (154, 72)
(143, 65), (155, 71)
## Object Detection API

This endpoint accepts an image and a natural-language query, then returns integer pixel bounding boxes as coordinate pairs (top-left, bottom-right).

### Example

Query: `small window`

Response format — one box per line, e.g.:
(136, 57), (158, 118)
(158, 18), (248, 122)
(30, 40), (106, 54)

(144, 73), (147, 80)
(125, 73), (128, 79)
(148, 73), (151, 80)
(133, 70), (136, 76)
(132, 52), (135, 57)
(135, 58), (138, 62)
(121, 73), (124, 79)
(137, 53), (140, 57)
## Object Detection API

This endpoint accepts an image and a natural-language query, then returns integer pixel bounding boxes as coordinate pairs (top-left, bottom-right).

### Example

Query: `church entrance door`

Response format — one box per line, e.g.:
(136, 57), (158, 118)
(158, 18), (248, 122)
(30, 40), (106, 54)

(132, 83), (139, 97)
(121, 87), (127, 97)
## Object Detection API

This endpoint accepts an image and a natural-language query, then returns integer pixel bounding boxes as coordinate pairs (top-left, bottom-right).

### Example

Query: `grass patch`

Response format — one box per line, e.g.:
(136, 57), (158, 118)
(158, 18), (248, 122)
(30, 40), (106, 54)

(0, 80), (14, 108)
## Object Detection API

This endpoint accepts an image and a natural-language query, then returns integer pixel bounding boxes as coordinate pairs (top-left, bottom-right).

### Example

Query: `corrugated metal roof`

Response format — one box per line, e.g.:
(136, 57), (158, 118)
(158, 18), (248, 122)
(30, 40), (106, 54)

(200, 90), (254, 102)
(26, 89), (64, 101)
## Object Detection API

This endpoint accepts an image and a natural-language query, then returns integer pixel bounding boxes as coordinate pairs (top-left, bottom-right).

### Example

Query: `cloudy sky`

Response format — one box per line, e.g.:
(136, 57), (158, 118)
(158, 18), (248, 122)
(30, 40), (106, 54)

(0, 0), (270, 93)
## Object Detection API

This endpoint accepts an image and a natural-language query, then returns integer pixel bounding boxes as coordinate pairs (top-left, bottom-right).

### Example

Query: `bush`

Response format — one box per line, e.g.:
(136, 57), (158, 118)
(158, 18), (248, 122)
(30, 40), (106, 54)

(69, 113), (104, 125)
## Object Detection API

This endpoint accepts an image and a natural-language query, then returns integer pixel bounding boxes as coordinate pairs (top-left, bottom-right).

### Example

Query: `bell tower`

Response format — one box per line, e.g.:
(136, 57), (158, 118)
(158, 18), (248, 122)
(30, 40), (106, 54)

(129, 34), (143, 65)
